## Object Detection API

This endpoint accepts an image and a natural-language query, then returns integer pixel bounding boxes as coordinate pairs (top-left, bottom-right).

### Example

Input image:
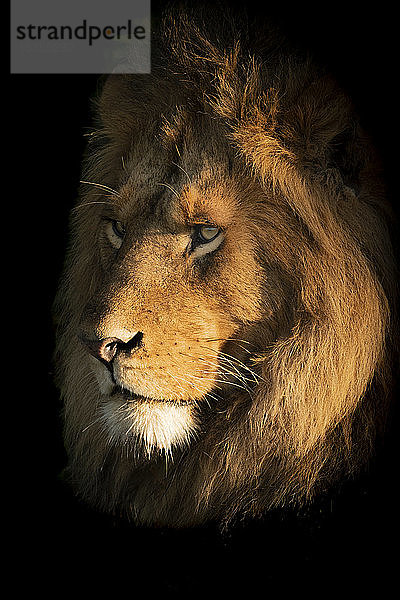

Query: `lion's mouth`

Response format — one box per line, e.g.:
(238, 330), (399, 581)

(110, 385), (197, 406)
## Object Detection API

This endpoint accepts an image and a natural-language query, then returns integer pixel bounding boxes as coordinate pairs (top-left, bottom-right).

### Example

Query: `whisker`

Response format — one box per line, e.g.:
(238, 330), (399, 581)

(214, 353), (251, 382)
(178, 350), (256, 389)
(201, 337), (256, 346)
(193, 349), (260, 385)
(200, 345), (265, 383)
(71, 200), (112, 213)
(81, 404), (107, 434)
(218, 355), (261, 384)
(165, 371), (196, 397)
(185, 372), (250, 393)
(156, 181), (180, 198)
(170, 372), (220, 398)
(80, 180), (122, 199)
(171, 161), (192, 184)
(199, 358), (254, 388)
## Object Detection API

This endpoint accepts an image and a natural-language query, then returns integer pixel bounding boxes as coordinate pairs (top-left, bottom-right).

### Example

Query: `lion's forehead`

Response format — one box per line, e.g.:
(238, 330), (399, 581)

(108, 114), (248, 228)
(115, 179), (242, 234)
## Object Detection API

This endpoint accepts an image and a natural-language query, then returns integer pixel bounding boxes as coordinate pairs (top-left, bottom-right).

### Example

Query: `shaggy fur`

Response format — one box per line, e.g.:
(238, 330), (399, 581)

(54, 6), (397, 527)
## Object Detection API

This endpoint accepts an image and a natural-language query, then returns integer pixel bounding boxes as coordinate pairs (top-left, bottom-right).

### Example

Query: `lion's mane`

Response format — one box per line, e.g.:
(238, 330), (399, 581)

(54, 6), (398, 527)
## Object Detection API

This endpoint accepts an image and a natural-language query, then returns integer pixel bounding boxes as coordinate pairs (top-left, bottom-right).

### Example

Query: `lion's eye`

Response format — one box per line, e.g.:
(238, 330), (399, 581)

(111, 220), (126, 238)
(191, 224), (223, 257)
(198, 226), (220, 243)
(105, 219), (126, 249)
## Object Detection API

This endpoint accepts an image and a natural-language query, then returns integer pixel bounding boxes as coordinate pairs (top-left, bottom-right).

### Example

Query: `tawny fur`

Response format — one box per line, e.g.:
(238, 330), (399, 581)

(54, 6), (397, 527)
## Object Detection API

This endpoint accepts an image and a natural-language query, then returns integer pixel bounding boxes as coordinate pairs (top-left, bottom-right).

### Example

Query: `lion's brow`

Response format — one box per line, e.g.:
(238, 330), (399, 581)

(177, 184), (236, 227)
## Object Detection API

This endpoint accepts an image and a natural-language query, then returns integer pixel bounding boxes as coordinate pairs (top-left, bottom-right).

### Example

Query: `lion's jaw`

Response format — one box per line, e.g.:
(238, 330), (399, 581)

(90, 357), (199, 453)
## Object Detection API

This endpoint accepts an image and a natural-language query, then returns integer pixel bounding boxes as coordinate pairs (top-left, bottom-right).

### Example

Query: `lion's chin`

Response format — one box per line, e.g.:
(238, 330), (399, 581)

(99, 387), (200, 455)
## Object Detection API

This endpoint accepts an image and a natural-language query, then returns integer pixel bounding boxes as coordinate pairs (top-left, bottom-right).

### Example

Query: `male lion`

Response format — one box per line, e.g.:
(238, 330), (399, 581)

(54, 7), (397, 527)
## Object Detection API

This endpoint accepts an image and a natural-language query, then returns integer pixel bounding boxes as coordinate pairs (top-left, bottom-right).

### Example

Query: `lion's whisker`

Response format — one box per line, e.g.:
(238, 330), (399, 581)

(200, 345), (265, 383)
(80, 180), (123, 199)
(196, 351), (259, 385)
(177, 350), (256, 390)
(81, 407), (108, 434)
(71, 200), (113, 213)
(201, 360), (254, 388)
(200, 337), (256, 347)
(156, 181), (180, 198)
(186, 372), (252, 394)
(171, 161), (193, 184)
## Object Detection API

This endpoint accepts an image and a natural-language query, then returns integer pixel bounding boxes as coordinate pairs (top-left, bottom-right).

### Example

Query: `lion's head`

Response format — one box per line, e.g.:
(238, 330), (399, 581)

(54, 8), (397, 527)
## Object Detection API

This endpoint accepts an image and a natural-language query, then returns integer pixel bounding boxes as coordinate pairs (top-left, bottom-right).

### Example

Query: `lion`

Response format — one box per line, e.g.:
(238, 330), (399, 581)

(54, 6), (398, 528)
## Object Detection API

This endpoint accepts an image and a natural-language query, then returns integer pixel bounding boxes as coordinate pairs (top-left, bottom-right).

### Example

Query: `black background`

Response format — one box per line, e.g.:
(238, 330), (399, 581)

(10, 0), (398, 594)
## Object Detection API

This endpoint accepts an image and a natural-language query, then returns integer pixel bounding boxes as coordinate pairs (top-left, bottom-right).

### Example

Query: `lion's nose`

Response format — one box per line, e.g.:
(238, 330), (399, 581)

(80, 332), (144, 363)
(84, 337), (120, 363)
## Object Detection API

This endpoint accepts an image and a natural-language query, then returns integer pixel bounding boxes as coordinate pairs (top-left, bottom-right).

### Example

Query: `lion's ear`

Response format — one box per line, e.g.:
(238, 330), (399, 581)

(96, 75), (138, 146)
(280, 74), (370, 195)
(327, 124), (366, 195)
